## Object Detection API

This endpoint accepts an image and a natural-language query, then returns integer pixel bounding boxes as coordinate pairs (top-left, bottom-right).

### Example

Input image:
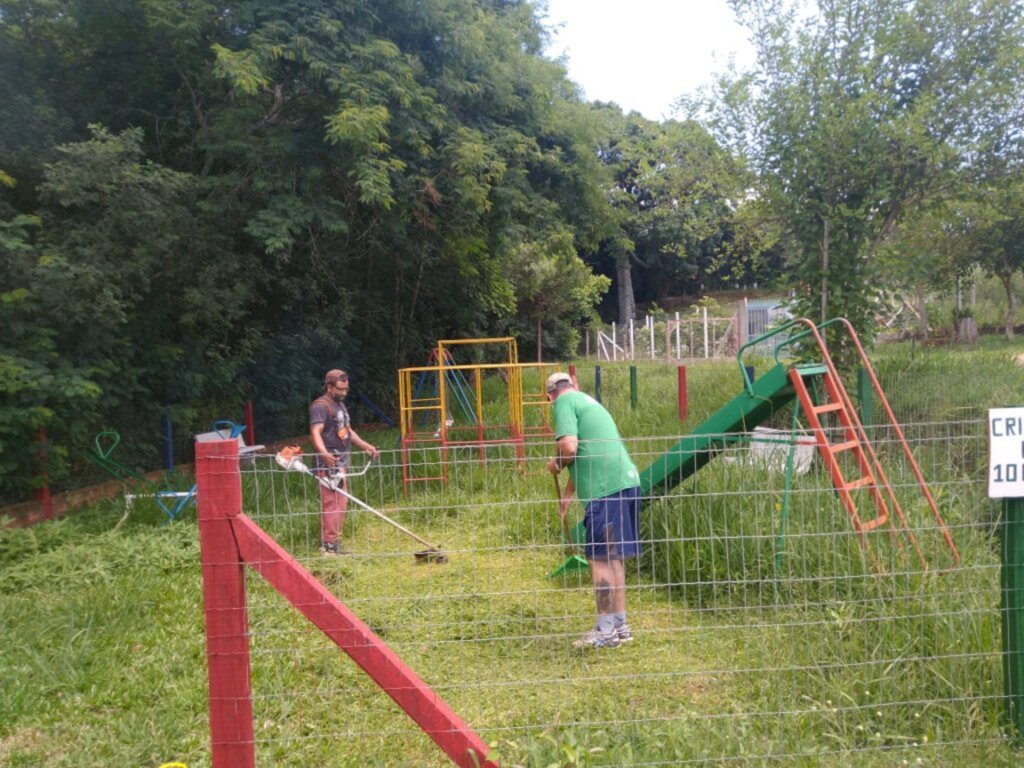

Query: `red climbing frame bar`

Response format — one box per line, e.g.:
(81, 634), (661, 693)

(196, 439), (255, 766)
(244, 399), (256, 446)
(196, 438), (497, 768)
(35, 426), (53, 520)
(834, 318), (960, 565)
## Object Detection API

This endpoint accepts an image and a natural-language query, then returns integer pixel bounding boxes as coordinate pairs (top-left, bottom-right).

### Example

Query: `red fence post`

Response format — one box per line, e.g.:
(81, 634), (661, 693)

(35, 426), (52, 520)
(678, 365), (688, 423)
(231, 515), (499, 768)
(196, 439), (255, 768)
(244, 399), (255, 445)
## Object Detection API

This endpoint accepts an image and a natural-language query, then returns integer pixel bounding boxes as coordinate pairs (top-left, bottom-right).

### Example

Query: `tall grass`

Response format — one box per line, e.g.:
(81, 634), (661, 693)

(3, 338), (1024, 766)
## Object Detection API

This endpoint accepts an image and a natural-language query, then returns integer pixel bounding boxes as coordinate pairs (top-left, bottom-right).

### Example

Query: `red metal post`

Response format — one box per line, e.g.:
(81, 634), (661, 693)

(35, 426), (53, 520)
(677, 365), (688, 423)
(244, 399), (255, 445)
(196, 439), (255, 768)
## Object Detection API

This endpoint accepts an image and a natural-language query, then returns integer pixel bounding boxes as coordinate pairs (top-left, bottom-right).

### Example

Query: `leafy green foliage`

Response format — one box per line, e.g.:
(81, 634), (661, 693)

(0, 0), (627, 496)
(587, 105), (773, 322)
(695, 0), (1024, 346)
(508, 229), (610, 360)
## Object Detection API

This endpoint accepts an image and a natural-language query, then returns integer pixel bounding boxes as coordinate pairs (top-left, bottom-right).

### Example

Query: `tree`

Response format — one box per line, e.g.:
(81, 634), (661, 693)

(508, 229), (610, 361)
(0, 172), (67, 492)
(972, 175), (1024, 339)
(693, 0), (1024, 341)
(876, 196), (974, 339)
(593, 106), (759, 322)
(0, 0), (618, 493)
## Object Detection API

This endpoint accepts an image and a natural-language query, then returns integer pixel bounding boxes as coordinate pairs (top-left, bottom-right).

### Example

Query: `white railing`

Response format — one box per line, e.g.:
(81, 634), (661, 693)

(583, 309), (738, 362)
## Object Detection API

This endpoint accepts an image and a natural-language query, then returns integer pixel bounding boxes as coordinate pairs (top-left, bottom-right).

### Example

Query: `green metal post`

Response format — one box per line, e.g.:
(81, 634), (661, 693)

(1003, 497), (1024, 739)
(857, 367), (873, 427)
(630, 366), (638, 410)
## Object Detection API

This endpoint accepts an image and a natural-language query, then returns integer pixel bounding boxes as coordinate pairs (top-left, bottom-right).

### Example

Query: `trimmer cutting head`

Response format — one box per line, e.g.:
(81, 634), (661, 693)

(414, 548), (448, 564)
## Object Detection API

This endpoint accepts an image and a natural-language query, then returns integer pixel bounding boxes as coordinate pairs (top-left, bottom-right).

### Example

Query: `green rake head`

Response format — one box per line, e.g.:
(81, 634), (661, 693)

(547, 553), (589, 579)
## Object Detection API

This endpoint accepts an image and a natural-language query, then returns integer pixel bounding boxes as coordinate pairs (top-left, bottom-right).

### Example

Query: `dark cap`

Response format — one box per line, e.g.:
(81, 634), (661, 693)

(324, 369), (349, 386)
(545, 371), (573, 393)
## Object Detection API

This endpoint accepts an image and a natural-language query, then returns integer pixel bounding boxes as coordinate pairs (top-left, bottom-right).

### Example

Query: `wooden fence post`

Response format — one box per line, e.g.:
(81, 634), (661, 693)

(196, 439), (255, 768)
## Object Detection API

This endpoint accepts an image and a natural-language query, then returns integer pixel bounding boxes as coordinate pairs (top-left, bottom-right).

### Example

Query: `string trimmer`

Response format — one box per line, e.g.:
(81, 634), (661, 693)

(547, 473), (589, 578)
(275, 446), (447, 564)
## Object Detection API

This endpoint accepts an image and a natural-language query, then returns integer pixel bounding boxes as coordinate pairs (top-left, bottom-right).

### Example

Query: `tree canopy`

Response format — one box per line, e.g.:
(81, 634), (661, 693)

(690, 0), (1024, 340)
(6, 0), (1021, 498)
(0, 0), (627, 494)
(4, 0), (754, 496)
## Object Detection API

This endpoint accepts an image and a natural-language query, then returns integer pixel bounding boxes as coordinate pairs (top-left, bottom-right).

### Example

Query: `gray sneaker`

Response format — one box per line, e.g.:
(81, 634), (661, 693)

(573, 627), (621, 649)
(615, 623), (634, 643)
(320, 542), (351, 556)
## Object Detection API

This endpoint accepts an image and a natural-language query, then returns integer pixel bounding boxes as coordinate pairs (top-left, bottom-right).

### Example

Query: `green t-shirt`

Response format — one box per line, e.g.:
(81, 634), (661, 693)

(553, 390), (639, 505)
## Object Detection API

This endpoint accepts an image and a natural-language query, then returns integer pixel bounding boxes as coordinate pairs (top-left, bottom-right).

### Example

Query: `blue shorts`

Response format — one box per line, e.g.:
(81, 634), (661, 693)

(584, 486), (641, 560)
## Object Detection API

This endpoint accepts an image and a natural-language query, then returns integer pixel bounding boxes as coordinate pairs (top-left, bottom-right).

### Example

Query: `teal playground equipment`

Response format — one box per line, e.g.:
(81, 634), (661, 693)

(551, 317), (960, 578)
(91, 419), (262, 523)
(89, 429), (194, 522)
(87, 431), (149, 484)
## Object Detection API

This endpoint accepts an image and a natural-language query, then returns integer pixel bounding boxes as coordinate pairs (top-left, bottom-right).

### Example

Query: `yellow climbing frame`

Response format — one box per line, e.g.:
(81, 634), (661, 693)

(397, 338), (562, 490)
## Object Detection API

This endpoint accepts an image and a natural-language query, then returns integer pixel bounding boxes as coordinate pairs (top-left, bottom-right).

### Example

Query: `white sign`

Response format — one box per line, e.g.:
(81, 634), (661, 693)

(989, 407), (1024, 497)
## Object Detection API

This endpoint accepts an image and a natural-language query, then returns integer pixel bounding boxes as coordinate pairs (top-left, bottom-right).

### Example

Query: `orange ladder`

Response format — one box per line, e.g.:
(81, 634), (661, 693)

(783, 319), (960, 570)
(790, 364), (896, 539)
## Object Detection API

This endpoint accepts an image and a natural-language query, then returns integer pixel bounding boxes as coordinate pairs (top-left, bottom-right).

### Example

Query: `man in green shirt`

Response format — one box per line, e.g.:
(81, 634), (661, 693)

(546, 372), (641, 649)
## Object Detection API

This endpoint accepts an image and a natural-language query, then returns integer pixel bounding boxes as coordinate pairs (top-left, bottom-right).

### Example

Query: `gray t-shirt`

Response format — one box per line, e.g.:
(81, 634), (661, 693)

(309, 395), (352, 468)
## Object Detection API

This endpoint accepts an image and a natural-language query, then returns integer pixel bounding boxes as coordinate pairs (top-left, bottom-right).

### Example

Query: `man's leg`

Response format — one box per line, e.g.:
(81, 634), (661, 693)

(589, 558), (626, 614)
(580, 488), (640, 644)
(570, 558), (626, 648)
(319, 484), (347, 548)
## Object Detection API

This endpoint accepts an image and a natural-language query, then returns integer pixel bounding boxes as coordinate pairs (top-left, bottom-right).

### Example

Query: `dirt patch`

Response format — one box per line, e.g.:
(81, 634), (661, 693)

(0, 728), (47, 761)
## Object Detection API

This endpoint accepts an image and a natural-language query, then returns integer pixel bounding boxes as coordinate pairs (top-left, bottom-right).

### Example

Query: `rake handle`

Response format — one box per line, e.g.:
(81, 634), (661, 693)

(552, 473), (578, 556)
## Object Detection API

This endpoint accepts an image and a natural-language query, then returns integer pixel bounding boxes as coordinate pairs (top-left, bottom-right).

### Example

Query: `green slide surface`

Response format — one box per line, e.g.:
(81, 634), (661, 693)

(639, 363), (796, 497)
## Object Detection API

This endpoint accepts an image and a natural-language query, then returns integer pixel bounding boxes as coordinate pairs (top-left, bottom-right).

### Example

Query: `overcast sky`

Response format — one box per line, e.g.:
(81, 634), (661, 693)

(541, 0), (756, 121)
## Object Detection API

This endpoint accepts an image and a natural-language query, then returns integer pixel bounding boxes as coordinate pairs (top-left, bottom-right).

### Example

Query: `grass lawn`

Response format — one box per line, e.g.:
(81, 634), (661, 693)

(4, 337), (1024, 767)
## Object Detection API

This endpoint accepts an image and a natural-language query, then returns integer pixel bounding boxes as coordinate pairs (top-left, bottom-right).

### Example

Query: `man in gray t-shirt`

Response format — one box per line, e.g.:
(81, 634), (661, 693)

(309, 369), (378, 555)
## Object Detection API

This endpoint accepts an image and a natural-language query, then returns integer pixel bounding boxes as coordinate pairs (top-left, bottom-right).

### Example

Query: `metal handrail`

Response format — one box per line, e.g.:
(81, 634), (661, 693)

(736, 318), (807, 394)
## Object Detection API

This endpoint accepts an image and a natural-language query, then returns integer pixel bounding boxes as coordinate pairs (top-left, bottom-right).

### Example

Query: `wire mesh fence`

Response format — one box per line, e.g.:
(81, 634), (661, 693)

(209, 417), (1013, 767)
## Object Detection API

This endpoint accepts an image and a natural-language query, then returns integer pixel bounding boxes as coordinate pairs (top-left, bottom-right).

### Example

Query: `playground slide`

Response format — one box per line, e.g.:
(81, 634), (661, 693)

(639, 363), (798, 498)
(563, 362), (798, 554)
(559, 317), (959, 573)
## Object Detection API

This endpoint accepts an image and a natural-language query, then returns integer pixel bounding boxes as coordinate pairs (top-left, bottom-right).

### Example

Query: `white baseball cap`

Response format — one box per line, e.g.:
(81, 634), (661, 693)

(545, 372), (573, 393)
